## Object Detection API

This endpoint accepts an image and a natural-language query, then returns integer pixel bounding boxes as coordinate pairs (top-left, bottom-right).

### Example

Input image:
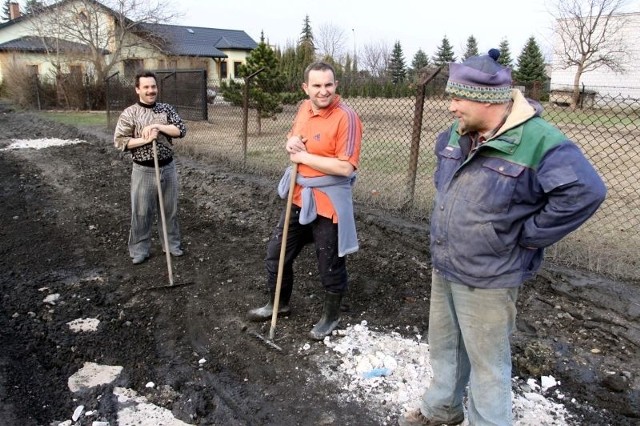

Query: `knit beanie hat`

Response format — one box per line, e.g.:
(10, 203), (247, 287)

(445, 49), (512, 103)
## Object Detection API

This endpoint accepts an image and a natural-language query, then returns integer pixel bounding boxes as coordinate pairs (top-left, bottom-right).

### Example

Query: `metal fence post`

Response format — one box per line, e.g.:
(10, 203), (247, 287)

(105, 71), (120, 130)
(405, 66), (442, 209)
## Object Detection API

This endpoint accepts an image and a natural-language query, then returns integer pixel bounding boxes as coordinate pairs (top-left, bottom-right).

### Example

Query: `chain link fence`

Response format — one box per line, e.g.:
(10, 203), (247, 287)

(108, 72), (640, 280)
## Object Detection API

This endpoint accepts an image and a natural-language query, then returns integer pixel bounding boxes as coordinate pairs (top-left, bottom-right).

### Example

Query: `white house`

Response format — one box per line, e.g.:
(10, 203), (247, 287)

(550, 11), (640, 102)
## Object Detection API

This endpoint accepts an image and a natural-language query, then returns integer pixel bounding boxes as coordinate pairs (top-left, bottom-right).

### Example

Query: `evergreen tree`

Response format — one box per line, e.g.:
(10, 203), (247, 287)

(388, 41), (406, 84)
(432, 36), (456, 67)
(299, 14), (314, 50)
(497, 39), (513, 68)
(277, 44), (300, 92)
(220, 32), (285, 134)
(25, 0), (44, 14)
(296, 15), (316, 83)
(408, 49), (429, 80)
(1, 0), (10, 21)
(513, 36), (547, 83)
(411, 49), (429, 70)
(462, 35), (479, 60)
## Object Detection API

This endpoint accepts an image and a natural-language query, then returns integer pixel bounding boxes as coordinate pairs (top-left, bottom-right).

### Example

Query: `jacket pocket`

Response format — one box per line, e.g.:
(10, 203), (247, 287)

(460, 157), (525, 213)
(435, 146), (462, 190)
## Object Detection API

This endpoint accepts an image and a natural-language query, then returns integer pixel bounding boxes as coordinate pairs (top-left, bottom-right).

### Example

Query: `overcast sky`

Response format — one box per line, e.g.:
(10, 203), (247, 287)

(176, 0), (640, 63)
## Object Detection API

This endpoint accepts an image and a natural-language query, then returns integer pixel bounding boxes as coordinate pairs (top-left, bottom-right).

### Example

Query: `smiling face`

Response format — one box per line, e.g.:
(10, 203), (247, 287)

(302, 69), (338, 112)
(135, 76), (158, 105)
(448, 97), (489, 134)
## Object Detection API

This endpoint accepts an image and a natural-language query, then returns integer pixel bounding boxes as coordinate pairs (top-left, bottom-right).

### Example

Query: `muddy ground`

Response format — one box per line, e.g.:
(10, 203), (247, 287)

(0, 107), (638, 425)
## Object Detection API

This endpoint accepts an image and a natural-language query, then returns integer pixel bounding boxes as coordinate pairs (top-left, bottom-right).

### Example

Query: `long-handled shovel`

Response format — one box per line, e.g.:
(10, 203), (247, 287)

(136, 139), (193, 293)
(269, 163), (298, 340)
(152, 139), (174, 286)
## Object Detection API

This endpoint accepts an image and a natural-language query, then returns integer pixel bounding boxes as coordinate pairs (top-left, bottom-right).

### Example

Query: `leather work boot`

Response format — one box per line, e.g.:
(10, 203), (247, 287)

(309, 291), (343, 340)
(247, 289), (291, 322)
(397, 409), (464, 426)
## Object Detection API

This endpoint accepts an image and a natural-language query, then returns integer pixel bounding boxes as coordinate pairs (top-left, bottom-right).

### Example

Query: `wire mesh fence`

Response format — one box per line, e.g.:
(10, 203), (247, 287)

(107, 75), (640, 280)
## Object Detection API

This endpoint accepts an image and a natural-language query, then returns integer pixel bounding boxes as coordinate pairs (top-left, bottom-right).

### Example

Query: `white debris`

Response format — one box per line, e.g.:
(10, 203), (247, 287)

(146, 382), (155, 388)
(198, 358), (206, 365)
(72, 405), (84, 422)
(2, 138), (87, 150)
(43, 293), (60, 305)
(114, 387), (193, 425)
(541, 375), (557, 391)
(68, 362), (123, 393)
(317, 321), (574, 425)
(67, 318), (100, 333)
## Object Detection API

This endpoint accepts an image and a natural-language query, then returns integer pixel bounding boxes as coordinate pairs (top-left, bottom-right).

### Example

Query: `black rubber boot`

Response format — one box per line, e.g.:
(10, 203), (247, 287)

(309, 291), (343, 340)
(247, 289), (291, 322)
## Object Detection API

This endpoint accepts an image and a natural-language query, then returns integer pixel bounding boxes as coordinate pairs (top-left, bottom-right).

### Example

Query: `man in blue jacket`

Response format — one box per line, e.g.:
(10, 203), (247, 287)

(399, 50), (606, 426)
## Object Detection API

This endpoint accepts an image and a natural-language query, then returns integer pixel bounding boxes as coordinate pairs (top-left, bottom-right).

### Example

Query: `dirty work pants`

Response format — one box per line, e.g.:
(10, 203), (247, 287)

(128, 161), (181, 258)
(421, 271), (518, 426)
(265, 206), (348, 299)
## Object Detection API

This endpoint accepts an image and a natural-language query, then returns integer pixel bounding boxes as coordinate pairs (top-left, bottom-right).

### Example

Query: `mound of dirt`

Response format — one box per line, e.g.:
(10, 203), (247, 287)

(0, 110), (637, 425)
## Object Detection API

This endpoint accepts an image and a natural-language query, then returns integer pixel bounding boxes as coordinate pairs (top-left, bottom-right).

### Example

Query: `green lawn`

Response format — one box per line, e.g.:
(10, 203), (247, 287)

(37, 111), (108, 127)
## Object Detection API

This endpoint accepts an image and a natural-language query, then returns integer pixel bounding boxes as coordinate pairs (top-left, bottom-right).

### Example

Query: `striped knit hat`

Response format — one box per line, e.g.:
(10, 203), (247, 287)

(445, 49), (512, 103)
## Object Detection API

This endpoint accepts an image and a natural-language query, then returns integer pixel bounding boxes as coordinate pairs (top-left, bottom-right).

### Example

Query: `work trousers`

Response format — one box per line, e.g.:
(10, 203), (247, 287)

(421, 271), (518, 426)
(265, 206), (348, 300)
(128, 161), (181, 258)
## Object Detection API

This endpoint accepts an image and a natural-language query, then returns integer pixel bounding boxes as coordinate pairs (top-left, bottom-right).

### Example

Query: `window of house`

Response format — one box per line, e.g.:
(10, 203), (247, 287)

(220, 61), (227, 79)
(28, 65), (38, 77)
(233, 61), (242, 79)
(157, 59), (166, 69)
(168, 59), (177, 70)
(124, 59), (144, 80)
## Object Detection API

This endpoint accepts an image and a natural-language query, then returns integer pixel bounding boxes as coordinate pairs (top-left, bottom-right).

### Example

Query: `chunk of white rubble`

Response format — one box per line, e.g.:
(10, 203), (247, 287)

(68, 362), (123, 392)
(43, 293), (60, 305)
(67, 318), (100, 333)
(72, 405), (84, 422)
(114, 387), (193, 425)
(541, 375), (557, 391)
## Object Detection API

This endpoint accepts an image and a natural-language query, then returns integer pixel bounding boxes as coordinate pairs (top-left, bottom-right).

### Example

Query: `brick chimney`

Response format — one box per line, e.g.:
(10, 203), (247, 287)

(9, 2), (21, 20)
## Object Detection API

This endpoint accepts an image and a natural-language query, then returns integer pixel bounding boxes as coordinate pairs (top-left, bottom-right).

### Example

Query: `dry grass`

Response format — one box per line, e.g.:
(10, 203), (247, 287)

(176, 98), (640, 280)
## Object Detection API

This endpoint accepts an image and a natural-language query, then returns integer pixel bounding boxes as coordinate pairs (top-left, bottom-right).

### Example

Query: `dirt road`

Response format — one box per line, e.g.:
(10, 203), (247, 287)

(0, 109), (638, 425)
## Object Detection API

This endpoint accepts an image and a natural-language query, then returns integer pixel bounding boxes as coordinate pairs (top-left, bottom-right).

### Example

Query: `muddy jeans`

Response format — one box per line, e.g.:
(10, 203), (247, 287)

(128, 161), (181, 258)
(421, 271), (518, 426)
(265, 206), (348, 299)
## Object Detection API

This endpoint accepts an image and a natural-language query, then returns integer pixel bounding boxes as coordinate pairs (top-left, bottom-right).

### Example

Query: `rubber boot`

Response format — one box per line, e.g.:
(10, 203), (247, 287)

(247, 289), (291, 322)
(309, 291), (343, 340)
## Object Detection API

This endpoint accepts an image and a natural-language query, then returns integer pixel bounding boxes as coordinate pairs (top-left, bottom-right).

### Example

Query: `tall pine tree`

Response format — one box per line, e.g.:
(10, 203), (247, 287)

(432, 36), (456, 67)
(497, 39), (513, 68)
(220, 32), (285, 134)
(1, 0), (11, 21)
(409, 49), (430, 79)
(297, 14), (315, 71)
(389, 41), (406, 84)
(514, 36), (547, 83)
(462, 36), (479, 60)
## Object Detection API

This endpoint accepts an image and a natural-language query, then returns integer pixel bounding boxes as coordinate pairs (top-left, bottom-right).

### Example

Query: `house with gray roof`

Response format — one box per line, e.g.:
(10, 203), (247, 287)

(0, 0), (257, 87)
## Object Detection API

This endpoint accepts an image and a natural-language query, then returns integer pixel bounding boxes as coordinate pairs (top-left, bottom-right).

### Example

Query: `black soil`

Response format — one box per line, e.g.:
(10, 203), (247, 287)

(0, 108), (638, 425)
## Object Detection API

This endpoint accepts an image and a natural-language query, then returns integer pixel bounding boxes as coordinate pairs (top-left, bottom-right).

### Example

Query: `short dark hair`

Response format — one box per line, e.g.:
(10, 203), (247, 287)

(303, 61), (336, 83)
(135, 70), (157, 88)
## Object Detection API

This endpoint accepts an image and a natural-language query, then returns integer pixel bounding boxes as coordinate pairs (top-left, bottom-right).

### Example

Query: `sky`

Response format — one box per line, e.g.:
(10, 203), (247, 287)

(175, 0), (640, 64)
(169, 1), (537, 63)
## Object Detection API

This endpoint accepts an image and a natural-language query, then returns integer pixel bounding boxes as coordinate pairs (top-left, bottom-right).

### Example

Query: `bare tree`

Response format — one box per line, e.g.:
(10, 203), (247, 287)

(360, 39), (391, 78)
(27, 0), (181, 84)
(552, 0), (630, 108)
(316, 22), (347, 62)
